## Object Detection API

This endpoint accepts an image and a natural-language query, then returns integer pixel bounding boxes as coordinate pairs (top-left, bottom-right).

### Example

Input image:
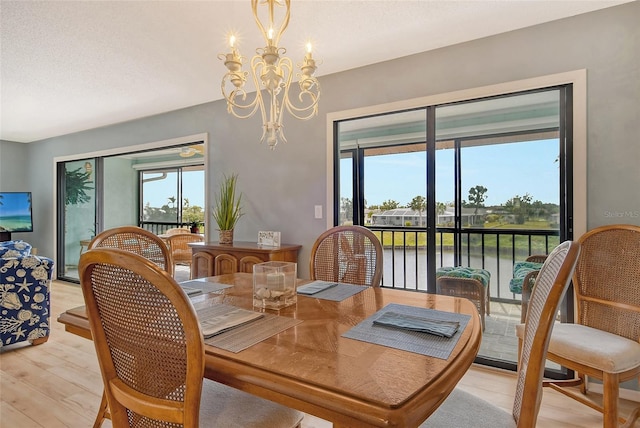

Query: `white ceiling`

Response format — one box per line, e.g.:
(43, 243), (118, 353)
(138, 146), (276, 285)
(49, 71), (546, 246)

(0, 0), (631, 143)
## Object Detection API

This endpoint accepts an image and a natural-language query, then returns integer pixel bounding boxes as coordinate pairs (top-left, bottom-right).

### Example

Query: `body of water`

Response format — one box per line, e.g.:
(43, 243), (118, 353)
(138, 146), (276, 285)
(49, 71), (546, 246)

(381, 248), (521, 301)
(0, 214), (33, 232)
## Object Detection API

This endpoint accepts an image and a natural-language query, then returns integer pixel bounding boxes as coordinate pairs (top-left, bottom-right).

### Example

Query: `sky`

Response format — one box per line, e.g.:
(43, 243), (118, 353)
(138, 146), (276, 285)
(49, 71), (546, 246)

(0, 192), (32, 216)
(141, 138), (559, 211)
(143, 170), (205, 208)
(342, 138), (560, 207)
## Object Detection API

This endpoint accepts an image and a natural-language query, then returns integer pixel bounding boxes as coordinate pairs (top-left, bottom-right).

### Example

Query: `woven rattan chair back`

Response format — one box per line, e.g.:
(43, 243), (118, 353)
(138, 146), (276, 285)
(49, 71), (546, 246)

(512, 240), (580, 427)
(167, 233), (204, 276)
(79, 248), (204, 427)
(574, 224), (640, 340)
(164, 227), (191, 236)
(310, 225), (383, 287)
(89, 226), (174, 276)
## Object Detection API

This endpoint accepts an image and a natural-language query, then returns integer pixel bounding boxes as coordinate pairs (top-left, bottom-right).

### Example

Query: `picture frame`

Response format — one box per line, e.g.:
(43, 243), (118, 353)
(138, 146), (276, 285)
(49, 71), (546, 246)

(257, 231), (281, 247)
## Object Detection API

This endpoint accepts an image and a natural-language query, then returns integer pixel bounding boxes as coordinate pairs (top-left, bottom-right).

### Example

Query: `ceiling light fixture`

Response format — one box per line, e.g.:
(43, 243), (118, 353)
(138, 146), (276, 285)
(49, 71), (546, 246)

(219, 0), (320, 150)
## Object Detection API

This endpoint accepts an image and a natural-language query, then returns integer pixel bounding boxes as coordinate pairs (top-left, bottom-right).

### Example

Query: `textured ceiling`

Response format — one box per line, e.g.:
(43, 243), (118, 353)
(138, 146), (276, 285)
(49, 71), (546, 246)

(0, 0), (630, 143)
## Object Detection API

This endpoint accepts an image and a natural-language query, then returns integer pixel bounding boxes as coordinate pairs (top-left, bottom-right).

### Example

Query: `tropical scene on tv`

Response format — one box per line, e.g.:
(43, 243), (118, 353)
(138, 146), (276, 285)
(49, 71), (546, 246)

(0, 192), (34, 232)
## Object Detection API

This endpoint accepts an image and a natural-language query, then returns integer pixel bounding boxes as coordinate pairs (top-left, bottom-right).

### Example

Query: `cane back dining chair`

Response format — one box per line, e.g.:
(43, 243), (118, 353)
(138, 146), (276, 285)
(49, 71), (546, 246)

(89, 226), (174, 277)
(421, 240), (580, 428)
(309, 225), (383, 287)
(541, 224), (640, 428)
(79, 248), (303, 428)
(164, 227), (191, 236)
(166, 233), (204, 279)
(88, 226), (174, 426)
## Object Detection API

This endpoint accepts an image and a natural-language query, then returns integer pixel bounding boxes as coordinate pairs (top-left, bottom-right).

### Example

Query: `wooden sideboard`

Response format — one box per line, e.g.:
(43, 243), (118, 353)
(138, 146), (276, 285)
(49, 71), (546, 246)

(189, 241), (302, 279)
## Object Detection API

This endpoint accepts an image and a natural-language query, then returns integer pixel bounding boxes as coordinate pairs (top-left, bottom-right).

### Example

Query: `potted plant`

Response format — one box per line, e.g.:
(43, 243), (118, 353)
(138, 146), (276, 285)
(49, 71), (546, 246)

(182, 198), (205, 233)
(211, 174), (243, 244)
(189, 221), (201, 234)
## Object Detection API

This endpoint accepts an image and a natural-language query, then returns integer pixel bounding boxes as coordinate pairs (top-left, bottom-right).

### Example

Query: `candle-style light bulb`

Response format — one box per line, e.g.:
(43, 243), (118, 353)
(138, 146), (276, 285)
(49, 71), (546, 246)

(306, 42), (312, 54)
(229, 35), (236, 49)
(267, 28), (274, 42)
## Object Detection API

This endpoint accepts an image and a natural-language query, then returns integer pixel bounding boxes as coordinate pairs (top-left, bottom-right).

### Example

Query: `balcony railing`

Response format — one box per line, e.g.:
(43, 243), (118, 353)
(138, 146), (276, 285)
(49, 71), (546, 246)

(370, 226), (560, 304)
(139, 221), (191, 235)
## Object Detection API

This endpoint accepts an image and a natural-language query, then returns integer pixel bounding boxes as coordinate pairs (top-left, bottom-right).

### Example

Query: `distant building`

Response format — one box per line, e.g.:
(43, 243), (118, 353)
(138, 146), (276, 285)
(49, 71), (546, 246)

(371, 207), (486, 227)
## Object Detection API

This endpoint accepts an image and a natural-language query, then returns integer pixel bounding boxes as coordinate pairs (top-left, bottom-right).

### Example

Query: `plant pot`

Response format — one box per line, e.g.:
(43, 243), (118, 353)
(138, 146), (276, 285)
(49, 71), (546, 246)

(190, 225), (200, 234)
(219, 229), (233, 244)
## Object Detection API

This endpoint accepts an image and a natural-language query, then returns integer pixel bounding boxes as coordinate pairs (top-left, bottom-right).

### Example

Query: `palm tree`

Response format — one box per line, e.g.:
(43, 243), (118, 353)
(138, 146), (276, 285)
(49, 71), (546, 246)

(409, 195), (426, 226)
(65, 168), (93, 205)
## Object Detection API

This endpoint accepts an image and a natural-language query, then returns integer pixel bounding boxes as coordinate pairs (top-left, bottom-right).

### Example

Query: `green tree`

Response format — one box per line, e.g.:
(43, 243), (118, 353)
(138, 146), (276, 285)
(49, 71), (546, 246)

(409, 195), (426, 226)
(504, 193), (533, 224)
(468, 185), (488, 215)
(341, 197), (353, 222)
(182, 198), (204, 225)
(530, 200), (547, 220)
(380, 199), (399, 211)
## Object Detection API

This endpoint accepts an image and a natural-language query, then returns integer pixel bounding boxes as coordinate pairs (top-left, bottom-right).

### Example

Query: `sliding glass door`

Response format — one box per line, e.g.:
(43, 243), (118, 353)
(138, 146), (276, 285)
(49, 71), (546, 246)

(56, 142), (205, 282)
(334, 86), (572, 372)
(56, 159), (98, 282)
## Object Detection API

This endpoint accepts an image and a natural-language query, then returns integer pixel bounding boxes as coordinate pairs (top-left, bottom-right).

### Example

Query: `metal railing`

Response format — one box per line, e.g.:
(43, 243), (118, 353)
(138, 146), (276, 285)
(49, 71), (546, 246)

(139, 222), (191, 235)
(371, 226), (560, 303)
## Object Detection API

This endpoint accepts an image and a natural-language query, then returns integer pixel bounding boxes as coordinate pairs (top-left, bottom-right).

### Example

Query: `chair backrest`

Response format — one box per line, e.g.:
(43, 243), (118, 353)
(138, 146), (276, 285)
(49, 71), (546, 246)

(89, 226), (174, 276)
(79, 248), (204, 427)
(512, 240), (580, 427)
(310, 225), (383, 286)
(165, 227), (191, 236)
(525, 254), (548, 264)
(166, 233), (204, 264)
(574, 224), (640, 341)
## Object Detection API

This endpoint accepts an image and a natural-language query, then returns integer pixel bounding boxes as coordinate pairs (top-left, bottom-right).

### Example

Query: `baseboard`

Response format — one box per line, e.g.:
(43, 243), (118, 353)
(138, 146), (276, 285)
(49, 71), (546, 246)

(589, 383), (640, 402)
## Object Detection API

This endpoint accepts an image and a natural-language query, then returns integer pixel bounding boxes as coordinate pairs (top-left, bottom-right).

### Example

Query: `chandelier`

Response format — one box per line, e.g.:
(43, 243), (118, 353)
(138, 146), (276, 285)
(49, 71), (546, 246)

(219, 0), (320, 149)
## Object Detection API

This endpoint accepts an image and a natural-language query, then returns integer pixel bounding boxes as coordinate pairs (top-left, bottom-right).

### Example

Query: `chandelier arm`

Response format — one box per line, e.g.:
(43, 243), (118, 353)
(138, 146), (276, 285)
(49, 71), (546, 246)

(252, 0), (290, 46)
(221, 80), (261, 119)
(251, 55), (270, 127)
(277, 59), (294, 128)
(279, 58), (320, 120)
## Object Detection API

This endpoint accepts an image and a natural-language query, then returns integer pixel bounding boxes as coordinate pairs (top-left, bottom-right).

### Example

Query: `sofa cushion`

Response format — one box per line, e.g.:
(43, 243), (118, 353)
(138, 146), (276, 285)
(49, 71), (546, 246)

(0, 240), (32, 258)
(509, 261), (544, 294)
(436, 266), (491, 288)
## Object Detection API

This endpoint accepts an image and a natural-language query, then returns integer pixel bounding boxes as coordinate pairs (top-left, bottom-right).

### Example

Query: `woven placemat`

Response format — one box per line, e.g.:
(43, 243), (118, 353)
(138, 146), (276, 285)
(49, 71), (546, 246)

(298, 281), (368, 302)
(199, 305), (302, 353)
(342, 303), (471, 359)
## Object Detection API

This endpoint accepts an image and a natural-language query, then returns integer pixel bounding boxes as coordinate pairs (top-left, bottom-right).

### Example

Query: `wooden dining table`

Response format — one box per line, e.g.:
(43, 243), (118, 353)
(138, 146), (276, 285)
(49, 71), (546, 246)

(58, 273), (482, 427)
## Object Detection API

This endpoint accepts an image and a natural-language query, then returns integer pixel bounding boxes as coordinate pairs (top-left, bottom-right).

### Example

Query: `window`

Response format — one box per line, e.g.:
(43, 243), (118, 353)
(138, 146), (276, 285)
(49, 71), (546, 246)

(333, 86), (573, 374)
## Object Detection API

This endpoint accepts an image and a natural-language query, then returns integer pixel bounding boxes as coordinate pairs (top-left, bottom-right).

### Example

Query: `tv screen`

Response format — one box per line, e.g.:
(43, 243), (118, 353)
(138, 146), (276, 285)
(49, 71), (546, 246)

(0, 192), (34, 233)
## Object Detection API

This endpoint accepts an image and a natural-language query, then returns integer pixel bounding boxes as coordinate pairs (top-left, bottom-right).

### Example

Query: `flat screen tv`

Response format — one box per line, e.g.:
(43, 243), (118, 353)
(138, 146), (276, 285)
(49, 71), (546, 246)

(0, 192), (34, 236)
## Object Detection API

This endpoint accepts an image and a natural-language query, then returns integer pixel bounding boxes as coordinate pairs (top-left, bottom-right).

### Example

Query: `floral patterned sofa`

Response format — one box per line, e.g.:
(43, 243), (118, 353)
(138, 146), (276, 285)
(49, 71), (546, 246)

(0, 240), (55, 347)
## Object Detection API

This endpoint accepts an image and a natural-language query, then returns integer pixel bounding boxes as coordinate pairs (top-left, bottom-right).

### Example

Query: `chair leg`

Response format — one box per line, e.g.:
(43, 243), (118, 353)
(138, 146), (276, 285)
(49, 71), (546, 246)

(93, 391), (110, 428)
(621, 406), (640, 428)
(603, 372), (620, 428)
(485, 284), (491, 316)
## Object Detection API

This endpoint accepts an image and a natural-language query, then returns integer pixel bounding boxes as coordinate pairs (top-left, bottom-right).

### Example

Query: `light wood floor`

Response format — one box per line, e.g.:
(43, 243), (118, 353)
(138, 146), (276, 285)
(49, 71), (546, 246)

(1, 281), (638, 427)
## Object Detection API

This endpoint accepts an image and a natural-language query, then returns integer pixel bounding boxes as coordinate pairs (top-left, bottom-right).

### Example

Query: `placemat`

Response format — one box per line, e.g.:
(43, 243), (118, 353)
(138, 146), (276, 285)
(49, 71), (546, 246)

(199, 305), (302, 353)
(180, 278), (233, 295)
(297, 281), (368, 302)
(341, 303), (471, 359)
